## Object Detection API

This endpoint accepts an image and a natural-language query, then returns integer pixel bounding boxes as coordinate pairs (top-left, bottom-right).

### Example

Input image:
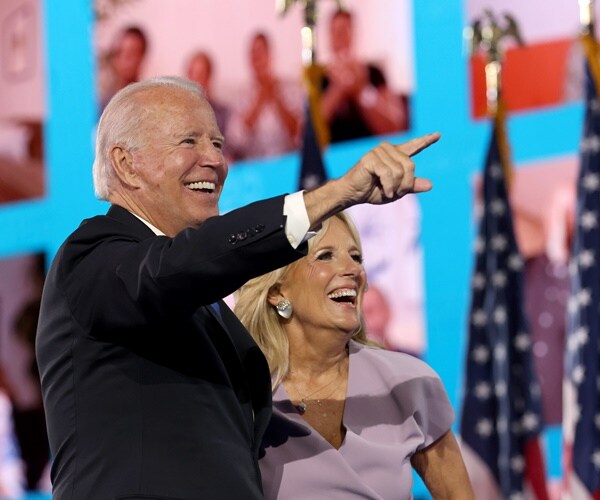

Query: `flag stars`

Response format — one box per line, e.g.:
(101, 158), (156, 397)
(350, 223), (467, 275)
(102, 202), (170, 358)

(567, 333), (579, 352)
(576, 326), (590, 345)
(510, 455), (525, 473)
(567, 326), (589, 352)
(493, 306), (507, 324)
(495, 382), (507, 397)
(568, 259), (578, 277)
(489, 163), (503, 179)
(492, 271), (507, 287)
(521, 412), (539, 432)
(490, 199), (506, 215)
(491, 234), (508, 251)
(472, 345), (490, 364)
(592, 450), (600, 469)
(594, 413), (600, 430)
(472, 273), (486, 290)
(496, 417), (508, 433)
(578, 249), (595, 268)
(582, 172), (600, 191)
(508, 253), (523, 271)
(573, 403), (582, 423)
(581, 134), (600, 153)
(472, 310), (487, 327)
(474, 382), (492, 400)
(301, 174), (322, 190)
(577, 288), (592, 307)
(529, 383), (541, 398)
(580, 210), (598, 230)
(572, 364), (585, 385)
(476, 418), (494, 437)
(493, 344), (507, 361)
(474, 236), (485, 254)
(514, 333), (530, 351)
(567, 296), (579, 314)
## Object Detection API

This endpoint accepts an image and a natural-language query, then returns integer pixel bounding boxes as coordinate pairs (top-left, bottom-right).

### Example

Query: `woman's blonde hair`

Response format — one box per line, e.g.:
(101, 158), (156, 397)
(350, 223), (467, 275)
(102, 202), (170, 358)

(234, 212), (375, 388)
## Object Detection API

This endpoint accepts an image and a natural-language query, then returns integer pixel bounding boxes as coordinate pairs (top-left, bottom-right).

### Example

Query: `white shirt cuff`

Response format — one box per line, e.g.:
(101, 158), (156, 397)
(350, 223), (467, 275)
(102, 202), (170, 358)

(283, 191), (317, 249)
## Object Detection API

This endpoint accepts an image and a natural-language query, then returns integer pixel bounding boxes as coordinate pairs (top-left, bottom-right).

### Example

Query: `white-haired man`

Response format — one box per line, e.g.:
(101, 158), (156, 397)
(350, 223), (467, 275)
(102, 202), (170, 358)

(36, 76), (437, 499)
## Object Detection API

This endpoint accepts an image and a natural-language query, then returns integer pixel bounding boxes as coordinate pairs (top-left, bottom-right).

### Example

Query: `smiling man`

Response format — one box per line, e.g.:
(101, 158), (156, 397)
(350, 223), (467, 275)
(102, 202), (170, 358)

(36, 76), (438, 500)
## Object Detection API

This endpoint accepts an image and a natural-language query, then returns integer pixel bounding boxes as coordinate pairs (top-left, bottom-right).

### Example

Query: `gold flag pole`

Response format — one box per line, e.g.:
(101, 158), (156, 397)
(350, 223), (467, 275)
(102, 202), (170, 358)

(579, 0), (600, 95)
(276, 0), (345, 147)
(466, 10), (524, 187)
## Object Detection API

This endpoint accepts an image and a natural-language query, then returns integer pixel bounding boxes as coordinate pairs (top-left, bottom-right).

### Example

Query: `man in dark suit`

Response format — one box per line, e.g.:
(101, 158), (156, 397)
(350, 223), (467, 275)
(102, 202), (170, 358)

(36, 76), (438, 499)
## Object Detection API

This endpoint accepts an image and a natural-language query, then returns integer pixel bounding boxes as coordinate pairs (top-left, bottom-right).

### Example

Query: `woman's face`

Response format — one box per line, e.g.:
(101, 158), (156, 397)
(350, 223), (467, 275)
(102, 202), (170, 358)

(280, 217), (366, 337)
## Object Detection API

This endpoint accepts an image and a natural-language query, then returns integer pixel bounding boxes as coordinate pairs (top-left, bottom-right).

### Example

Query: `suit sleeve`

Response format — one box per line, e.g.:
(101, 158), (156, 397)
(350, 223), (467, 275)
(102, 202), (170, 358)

(60, 195), (306, 333)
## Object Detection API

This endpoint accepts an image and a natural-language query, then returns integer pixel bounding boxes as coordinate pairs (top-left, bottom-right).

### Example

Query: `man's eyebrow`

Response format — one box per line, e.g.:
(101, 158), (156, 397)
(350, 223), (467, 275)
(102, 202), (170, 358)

(177, 131), (199, 138)
(177, 131), (224, 141)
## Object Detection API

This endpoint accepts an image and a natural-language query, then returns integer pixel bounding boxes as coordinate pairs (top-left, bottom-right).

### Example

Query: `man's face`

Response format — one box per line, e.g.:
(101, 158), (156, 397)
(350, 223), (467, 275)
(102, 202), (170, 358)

(250, 36), (270, 77)
(113, 33), (145, 82)
(330, 14), (353, 55)
(187, 56), (211, 90)
(125, 88), (228, 236)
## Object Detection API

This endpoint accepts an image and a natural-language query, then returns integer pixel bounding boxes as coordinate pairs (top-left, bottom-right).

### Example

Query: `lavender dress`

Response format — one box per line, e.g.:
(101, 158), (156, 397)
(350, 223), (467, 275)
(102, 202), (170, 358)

(259, 341), (454, 499)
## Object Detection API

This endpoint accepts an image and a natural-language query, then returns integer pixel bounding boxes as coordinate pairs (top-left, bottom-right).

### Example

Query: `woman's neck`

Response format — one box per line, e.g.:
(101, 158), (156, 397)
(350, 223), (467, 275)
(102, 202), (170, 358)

(287, 333), (349, 381)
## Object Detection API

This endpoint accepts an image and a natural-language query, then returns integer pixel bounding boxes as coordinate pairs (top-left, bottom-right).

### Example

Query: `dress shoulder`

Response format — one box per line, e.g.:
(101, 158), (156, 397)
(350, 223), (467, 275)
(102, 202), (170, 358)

(350, 341), (441, 382)
(348, 341), (455, 449)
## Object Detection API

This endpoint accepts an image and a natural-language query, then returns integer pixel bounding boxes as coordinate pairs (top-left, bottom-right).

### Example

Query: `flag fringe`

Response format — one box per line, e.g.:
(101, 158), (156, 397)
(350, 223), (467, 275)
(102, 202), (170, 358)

(493, 99), (513, 188)
(303, 64), (330, 148)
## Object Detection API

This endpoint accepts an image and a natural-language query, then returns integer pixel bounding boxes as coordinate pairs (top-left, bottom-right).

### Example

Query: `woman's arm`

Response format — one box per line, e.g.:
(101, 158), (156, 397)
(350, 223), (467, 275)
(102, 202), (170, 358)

(411, 430), (475, 499)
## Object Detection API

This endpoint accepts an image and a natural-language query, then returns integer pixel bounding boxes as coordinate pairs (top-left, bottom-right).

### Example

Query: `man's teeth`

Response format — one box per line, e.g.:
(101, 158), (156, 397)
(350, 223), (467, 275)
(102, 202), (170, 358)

(186, 181), (215, 192)
(327, 289), (357, 299)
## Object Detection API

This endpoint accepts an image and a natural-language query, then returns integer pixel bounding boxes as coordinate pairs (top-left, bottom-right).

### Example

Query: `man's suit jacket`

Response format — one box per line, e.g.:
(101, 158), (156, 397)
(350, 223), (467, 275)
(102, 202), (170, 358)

(36, 196), (305, 500)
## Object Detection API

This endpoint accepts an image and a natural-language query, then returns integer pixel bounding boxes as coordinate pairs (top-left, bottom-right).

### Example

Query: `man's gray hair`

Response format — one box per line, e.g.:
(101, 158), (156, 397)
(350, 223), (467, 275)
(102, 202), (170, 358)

(92, 76), (206, 200)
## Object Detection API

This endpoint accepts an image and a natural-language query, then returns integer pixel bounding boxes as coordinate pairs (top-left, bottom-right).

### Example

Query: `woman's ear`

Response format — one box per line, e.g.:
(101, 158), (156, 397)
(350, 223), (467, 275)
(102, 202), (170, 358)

(110, 145), (139, 188)
(267, 284), (283, 307)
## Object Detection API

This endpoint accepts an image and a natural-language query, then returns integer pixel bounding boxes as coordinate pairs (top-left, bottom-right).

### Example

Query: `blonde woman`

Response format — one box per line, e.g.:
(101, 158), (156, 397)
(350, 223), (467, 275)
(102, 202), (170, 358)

(235, 213), (474, 499)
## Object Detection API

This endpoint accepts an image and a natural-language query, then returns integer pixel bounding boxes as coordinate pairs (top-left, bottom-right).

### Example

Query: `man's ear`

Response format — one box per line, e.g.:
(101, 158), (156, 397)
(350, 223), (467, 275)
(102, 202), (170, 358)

(110, 145), (139, 188)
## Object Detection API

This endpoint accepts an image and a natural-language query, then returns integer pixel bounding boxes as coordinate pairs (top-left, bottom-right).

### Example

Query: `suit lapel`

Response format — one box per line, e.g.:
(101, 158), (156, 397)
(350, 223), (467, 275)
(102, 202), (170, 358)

(219, 303), (273, 444)
(107, 204), (272, 442)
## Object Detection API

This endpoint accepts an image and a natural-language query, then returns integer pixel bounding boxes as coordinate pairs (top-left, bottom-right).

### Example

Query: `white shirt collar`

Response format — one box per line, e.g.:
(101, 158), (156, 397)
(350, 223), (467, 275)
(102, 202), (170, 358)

(129, 211), (166, 236)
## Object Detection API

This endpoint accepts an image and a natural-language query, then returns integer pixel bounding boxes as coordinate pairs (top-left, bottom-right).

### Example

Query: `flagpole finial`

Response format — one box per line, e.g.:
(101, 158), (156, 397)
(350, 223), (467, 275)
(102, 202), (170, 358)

(466, 10), (524, 115)
(579, 0), (595, 34)
(276, 0), (346, 66)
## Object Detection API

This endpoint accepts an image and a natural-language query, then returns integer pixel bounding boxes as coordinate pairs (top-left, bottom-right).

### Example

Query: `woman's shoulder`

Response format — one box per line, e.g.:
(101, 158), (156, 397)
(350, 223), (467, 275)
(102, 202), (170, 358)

(349, 340), (441, 381)
(348, 341), (455, 440)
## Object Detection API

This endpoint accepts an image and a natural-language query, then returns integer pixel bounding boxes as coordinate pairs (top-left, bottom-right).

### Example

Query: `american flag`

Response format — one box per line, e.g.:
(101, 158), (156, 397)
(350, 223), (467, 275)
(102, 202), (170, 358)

(459, 106), (549, 499)
(298, 102), (327, 190)
(298, 65), (328, 191)
(562, 34), (600, 500)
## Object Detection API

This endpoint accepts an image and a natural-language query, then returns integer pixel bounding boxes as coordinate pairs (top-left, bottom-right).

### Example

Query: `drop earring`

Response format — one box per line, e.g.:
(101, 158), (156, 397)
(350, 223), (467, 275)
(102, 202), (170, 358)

(275, 299), (293, 319)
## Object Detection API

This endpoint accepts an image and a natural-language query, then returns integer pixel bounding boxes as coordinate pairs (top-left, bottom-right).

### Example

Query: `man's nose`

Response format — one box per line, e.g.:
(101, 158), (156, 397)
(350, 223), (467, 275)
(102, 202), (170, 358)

(198, 140), (224, 166)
